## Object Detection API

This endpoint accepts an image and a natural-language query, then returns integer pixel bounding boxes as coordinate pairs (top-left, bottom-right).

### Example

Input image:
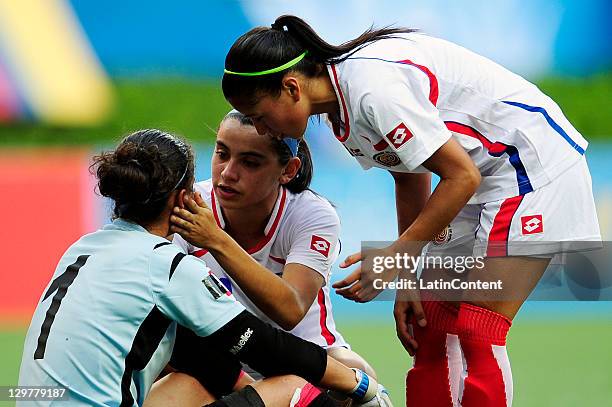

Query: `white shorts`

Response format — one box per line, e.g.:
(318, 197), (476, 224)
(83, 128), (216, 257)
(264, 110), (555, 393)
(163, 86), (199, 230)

(428, 156), (602, 258)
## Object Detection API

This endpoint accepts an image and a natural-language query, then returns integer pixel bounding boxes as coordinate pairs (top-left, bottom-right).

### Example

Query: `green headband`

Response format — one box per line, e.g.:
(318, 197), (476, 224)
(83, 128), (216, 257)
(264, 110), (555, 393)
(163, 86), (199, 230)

(224, 51), (308, 76)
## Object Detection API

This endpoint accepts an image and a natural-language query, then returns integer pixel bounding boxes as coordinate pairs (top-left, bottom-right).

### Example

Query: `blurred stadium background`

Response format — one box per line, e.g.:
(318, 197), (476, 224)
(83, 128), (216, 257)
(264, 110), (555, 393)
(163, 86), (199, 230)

(0, 1), (610, 405)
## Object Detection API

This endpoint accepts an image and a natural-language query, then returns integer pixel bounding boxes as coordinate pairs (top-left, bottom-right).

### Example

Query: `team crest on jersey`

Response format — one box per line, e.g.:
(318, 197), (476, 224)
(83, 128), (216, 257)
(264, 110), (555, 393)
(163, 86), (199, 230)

(386, 123), (413, 149)
(433, 225), (452, 245)
(202, 272), (231, 300)
(373, 151), (401, 167)
(521, 215), (543, 235)
(310, 235), (331, 257)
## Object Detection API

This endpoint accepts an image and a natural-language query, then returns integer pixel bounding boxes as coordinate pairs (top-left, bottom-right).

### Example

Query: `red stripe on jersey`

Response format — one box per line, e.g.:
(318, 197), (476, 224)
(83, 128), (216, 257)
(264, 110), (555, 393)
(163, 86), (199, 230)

(317, 289), (336, 346)
(330, 64), (350, 142)
(373, 139), (388, 151)
(210, 187), (287, 255)
(396, 59), (439, 106)
(445, 121), (507, 154)
(247, 188), (287, 254)
(269, 255), (286, 265)
(191, 249), (208, 257)
(210, 188), (222, 227)
(487, 195), (524, 257)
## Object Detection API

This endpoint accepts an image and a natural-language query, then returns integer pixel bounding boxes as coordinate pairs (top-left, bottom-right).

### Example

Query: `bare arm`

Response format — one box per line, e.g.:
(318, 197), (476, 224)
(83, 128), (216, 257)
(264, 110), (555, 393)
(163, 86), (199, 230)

(390, 140), (478, 351)
(393, 138), (480, 252)
(334, 138), (480, 306)
(170, 194), (323, 331)
(206, 236), (323, 330)
(389, 171), (431, 235)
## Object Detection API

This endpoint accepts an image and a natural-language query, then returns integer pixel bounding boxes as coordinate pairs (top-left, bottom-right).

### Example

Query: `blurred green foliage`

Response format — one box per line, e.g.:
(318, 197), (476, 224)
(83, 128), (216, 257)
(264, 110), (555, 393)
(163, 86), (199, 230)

(0, 80), (231, 146)
(0, 73), (610, 145)
(536, 73), (612, 137)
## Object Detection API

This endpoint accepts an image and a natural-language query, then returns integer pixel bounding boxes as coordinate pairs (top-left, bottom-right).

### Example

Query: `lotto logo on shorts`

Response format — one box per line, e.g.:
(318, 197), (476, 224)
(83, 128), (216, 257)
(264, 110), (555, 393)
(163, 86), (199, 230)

(521, 215), (543, 235)
(310, 235), (331, 257)
(386, 123), (413, 148)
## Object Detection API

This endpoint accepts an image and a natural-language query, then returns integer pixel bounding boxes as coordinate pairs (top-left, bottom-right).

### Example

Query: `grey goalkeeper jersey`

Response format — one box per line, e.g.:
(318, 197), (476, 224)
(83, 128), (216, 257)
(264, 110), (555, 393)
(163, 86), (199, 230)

(18, 219), (244, 406)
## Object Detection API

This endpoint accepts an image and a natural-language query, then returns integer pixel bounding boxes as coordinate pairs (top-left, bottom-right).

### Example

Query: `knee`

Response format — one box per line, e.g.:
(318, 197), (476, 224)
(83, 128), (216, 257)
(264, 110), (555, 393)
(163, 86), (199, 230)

(144, 372), (215, 407)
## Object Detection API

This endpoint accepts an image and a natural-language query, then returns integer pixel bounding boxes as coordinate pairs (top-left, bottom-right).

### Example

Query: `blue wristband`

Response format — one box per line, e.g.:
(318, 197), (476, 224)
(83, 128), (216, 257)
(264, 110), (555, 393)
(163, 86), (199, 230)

(350, 369), (370, 400)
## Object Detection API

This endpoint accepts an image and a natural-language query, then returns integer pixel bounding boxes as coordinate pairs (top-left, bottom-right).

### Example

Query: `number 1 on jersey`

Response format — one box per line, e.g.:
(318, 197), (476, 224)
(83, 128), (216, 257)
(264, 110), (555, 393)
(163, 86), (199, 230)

(34, 255), (90, 359)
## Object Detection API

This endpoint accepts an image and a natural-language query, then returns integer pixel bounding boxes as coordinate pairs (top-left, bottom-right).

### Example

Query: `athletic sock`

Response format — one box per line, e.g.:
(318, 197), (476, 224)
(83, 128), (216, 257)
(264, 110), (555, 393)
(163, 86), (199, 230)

(457, 303), (513, 407)
(291, 383), (336, 407)
(406, 297), (461, 407)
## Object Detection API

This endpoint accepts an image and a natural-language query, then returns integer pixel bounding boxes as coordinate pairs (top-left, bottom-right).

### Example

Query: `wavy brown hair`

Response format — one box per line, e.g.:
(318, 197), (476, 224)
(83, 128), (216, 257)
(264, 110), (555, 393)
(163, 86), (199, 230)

(91, 129), (194, 224)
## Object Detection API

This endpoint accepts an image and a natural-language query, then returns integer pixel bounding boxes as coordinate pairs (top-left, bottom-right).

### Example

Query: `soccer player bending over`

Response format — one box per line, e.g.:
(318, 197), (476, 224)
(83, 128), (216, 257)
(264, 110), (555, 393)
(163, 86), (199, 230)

(17, 129), (391, 407)
(220, 15), (601, 406)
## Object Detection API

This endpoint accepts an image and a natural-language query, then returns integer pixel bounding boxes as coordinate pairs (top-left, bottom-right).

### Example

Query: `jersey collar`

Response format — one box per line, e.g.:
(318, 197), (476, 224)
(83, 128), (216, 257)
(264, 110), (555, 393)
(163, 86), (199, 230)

(326, 63), (351, 142)
(210, 186), (288, 254)
(106, 218), (148, 233)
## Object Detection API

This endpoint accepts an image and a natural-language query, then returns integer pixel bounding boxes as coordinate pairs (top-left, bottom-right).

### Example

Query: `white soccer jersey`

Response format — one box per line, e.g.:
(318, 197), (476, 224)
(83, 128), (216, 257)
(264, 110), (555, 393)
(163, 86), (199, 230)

(174, 180), (348, 349)
(325, 33), (588, 204)
(18, 219), (244, 406)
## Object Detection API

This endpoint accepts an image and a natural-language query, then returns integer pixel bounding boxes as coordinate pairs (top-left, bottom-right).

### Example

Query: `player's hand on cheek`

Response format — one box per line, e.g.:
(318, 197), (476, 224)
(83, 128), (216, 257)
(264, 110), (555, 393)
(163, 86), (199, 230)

(170, 192), (224, 248)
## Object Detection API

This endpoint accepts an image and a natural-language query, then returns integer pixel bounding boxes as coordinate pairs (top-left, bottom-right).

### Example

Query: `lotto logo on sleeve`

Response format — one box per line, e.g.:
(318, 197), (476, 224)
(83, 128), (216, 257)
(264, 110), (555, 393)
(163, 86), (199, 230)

(386, 123), (413, 149)
(521, 215), (543, 235)
(310, 235), (331, 257)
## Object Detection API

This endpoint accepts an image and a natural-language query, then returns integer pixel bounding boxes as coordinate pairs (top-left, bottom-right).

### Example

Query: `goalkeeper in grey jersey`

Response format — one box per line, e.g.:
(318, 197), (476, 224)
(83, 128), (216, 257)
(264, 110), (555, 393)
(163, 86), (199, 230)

(18, 129), (391, 407)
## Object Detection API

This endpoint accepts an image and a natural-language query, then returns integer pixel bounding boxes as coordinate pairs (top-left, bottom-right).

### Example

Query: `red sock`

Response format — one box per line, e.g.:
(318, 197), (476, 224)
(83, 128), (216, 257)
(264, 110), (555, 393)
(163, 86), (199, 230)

(457, 303), (513, 407)
(406, 299), (462, 407)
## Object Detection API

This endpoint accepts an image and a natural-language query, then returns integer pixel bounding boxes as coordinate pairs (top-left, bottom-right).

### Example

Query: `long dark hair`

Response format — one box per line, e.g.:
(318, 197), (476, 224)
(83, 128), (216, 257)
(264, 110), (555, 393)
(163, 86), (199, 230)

(222, 15), (415, 104)
(221, 111), (313, 194)
(91, 129), (195, 224)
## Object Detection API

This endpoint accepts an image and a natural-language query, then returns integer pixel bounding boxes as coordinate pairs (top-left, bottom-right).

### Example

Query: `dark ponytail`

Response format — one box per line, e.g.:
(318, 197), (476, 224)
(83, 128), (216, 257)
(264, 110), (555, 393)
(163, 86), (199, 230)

(223, 15), (415, 104)
(271, 15), (414, 63)
(221, 111), (313, 194)
(273, 138), (313, 194)
(91, 129), (194, 224)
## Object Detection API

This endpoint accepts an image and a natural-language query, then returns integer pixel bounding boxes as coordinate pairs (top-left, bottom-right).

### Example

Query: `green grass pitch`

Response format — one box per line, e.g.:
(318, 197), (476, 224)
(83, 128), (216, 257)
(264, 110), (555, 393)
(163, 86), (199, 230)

(1, 321), (611, 406)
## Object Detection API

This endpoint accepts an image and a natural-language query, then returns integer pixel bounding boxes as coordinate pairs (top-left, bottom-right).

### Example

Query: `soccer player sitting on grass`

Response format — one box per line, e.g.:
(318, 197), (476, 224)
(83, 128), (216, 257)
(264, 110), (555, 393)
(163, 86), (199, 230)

(145, 110), (377, 406)
(17, 129), (391, 407)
